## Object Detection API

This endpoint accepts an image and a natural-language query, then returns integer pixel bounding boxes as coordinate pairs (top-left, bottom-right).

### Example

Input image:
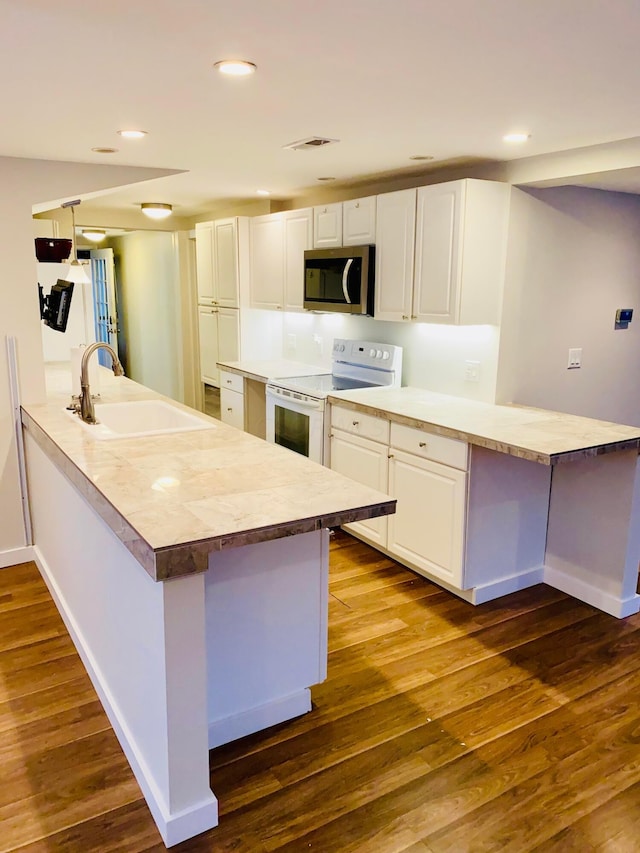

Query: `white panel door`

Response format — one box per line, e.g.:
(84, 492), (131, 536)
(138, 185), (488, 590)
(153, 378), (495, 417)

(213, 218), (239, 307)
(413, 181), (464, 323)
(198, 306), (219, 386)
(283, 208), (312, 312)
(330, 429), (389, 547)
(313, 203), (342, 248)
(217, 307), (240, 364)
(388, 449), (466, 586)
(343, 196), (376, 246)
(249, 214), (284, 309)
(374, 189), (416, 321)
(195, 222), (215, 304)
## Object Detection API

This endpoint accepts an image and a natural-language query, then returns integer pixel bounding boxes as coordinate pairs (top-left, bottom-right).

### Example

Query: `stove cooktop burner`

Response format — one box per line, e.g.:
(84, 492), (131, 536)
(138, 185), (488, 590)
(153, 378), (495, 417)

(270, 373), (376, 397)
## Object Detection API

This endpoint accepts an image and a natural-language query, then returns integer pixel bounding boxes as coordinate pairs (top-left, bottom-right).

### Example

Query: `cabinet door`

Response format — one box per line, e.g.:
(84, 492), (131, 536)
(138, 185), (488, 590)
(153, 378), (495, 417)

(388, 448), (466, 586)
(330, 429), (389, 547)
(198, 306), (220, 386)
(220, 387), (244, 430)
(249, 214), (284, 309)
(217, 308), (240, 364)
(283, 208), (312, 312)
(413, 181), (464, 323)
(343, 196), (376, 246)
(195, 222), (215, 304)
(213, 218), (239, 308)
(313, 203), (342, 248)
(374, 189), (416, 321)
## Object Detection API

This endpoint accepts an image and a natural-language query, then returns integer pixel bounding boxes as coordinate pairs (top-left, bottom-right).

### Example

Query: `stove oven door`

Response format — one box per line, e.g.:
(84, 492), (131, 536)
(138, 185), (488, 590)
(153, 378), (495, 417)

(265, 385), (325, 464)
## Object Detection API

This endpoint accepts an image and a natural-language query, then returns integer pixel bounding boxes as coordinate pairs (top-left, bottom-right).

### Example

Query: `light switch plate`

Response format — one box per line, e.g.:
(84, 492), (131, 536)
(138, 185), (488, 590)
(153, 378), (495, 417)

(567, 347), (582, 369)
(464, 360), (481, 382)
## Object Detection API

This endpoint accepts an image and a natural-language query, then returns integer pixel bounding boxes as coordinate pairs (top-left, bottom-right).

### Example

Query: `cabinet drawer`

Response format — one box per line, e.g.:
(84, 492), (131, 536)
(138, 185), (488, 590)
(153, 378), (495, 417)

(220, 388), (244, 430)
(331, 406), (389, 443)
(219, 370), (243, 394)
(390, 422), (467, 470)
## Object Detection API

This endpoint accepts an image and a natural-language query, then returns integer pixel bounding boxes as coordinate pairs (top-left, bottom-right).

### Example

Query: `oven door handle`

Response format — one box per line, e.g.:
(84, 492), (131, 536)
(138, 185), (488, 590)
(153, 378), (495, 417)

(342, 258), (353, 304)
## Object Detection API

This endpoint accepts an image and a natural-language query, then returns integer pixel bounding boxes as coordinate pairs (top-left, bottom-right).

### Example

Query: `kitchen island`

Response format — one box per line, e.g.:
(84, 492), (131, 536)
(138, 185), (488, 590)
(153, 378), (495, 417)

(20, 366), (394, 847)
(328, 387), (640, 619)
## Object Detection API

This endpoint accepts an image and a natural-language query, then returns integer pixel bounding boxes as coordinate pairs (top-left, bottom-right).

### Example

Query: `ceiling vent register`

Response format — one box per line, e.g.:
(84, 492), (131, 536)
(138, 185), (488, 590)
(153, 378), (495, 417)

(283, 136), (339, 151)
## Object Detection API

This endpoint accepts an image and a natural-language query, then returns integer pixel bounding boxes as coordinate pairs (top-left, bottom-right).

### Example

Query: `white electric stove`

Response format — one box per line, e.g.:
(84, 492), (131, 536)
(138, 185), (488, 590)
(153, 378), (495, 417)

(266, 338), (403, 464)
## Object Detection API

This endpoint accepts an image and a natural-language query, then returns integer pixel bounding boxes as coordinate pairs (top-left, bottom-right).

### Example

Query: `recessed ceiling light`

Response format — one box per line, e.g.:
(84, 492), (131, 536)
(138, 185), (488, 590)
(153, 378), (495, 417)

(256, 189), (270, 196)
(82, 229), (106, 242)
(141, 203), (173, 219)
(317, 176), (336, 182)
(117, 129), (148, 139)
(409, 155), (434, 161)
(503, 132), (531, 143)
(214, 60), (257, 76)
(91, 147), (118, 154)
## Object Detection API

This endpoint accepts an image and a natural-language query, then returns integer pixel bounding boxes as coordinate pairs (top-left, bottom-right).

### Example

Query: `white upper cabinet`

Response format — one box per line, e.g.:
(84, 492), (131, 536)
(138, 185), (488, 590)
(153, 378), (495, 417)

(342, 196), (376, 245)
(413, 180), (510, 325)
(374, 189), (417, 322)
(283, 208), (313, 312)
(374, 179), (510, 325)
(249, 214), (285, 310)
(195, 218), (245, 308)
(313, 203), (342, 248)
(195, 222), (215, 305)
(213, 218), (239, 308)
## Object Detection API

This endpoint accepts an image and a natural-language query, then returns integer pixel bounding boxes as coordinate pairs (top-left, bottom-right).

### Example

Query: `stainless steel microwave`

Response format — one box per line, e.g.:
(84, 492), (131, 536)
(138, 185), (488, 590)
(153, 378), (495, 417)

(303, 245), (375, 314)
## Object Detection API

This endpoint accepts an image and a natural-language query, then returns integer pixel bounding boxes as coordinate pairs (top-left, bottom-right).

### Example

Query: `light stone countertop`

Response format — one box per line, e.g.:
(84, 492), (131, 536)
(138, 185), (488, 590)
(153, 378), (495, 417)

(216, 359), (329, 383)
(327, 386), (640, 465)
(21, 365), (394, 581)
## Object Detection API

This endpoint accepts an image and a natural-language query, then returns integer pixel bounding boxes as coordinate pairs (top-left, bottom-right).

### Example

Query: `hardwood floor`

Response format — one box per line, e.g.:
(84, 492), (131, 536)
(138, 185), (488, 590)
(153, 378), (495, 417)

(2, 531), (640, 851)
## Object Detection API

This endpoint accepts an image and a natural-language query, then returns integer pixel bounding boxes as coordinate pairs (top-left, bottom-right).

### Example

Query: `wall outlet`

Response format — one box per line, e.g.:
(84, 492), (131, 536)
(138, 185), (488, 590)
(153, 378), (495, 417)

(287, 333), (297, 353)
(567, 347), (582, 369)
(313, 334), (323, 356)
(464, 360), (481, 382)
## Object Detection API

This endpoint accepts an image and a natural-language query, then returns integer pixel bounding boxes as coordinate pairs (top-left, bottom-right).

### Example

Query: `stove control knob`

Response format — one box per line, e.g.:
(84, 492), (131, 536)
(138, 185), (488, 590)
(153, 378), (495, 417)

(376, 350), (382, 358)
(382, 351), (390, 360)
(369, 348), (376, 357)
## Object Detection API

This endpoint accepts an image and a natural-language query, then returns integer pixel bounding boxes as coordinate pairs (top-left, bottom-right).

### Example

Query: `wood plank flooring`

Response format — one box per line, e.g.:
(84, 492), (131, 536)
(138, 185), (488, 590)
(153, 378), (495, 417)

(2, 531), (640, 851)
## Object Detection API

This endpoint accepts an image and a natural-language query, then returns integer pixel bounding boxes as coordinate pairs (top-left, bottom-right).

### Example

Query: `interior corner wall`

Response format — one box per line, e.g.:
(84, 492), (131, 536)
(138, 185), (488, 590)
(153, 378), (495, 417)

(109, 232), (182, 402)
(496, 186), (640, 426)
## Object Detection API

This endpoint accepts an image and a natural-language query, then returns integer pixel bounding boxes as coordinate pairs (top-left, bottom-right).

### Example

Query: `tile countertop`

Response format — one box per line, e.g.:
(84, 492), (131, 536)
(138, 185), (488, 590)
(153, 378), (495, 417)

(216, 359), (329, 383)
(327, 386), (640, 465)
(21, 365), (395, 582)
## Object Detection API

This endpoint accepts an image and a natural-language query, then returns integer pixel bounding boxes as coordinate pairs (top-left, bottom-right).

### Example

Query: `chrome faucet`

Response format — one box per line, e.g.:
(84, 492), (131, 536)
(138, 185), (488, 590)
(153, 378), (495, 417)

(78, 342), (124, 424)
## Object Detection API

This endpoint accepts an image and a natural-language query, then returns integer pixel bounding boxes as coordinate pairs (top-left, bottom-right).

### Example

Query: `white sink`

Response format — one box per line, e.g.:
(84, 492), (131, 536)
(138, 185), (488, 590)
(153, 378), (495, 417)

(66, 400), (216, 440)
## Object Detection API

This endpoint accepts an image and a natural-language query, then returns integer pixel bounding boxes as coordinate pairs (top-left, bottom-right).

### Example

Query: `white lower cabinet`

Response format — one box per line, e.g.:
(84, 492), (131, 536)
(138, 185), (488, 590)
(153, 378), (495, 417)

(387, 449), (466, 586)
(330, 405), (468, 589)
(219, 370), (244, 429)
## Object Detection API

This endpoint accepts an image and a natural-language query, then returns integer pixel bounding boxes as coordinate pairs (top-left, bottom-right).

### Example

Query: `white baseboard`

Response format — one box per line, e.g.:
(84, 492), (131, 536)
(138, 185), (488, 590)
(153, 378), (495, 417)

(209, 689), (311, 750)
(33, 546), (218, 847)
(471, 567), (545, 605)
(543, 564), (640, 619)
(0, 545), (35, 568)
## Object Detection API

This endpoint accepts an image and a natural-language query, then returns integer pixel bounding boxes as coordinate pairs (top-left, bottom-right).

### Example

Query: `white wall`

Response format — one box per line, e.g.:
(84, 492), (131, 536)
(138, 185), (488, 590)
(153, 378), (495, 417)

(280, 311), (500, 402)
(110, 231), (183, 402)
(497, 186), (640, 425)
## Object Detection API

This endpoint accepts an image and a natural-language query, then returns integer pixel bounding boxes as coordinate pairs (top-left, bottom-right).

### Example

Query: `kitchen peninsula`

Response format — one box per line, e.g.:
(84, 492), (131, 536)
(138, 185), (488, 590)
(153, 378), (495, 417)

(20, 366), (395, 847)
(328, 386), (640, 619)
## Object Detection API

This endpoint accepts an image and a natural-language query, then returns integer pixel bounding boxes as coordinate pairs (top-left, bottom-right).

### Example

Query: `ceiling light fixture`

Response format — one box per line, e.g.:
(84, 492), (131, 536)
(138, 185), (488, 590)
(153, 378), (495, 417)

(141, 202), (173, 220)
(256, 189), (270, 196)
(214, 59), (257, 76)
(82, 229), (106, 242)
(503, 132), (531, 143)
(91, 147), (119, 154)
(117, 129), (148, 139)
(60, 200), (90, 284)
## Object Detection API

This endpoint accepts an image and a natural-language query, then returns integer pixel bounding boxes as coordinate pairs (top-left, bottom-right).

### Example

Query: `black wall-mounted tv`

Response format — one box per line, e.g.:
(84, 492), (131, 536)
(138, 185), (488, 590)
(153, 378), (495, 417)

(39, 279), (74, 333)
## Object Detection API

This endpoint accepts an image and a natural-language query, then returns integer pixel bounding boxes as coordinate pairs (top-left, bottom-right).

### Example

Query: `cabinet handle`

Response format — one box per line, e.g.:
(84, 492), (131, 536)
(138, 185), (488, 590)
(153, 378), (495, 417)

(419, 441), (427, 448)
(352, 420), (359, 426)
(411, 315), (417, 320)
(402, 315), (409, 320)
(388, 453), (395, 459)
(226, 379), (232, 384)
(227, 407), (233, 412)
(355, 202), (360, 208)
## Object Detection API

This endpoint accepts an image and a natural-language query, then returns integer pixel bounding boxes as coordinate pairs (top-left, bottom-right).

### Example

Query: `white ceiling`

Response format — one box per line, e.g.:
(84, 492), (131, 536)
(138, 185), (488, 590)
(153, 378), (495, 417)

(4, 0), (640, 217)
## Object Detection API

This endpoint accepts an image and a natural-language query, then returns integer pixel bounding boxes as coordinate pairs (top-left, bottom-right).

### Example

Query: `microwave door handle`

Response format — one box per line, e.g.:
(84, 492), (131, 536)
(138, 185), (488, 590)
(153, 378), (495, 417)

(342, 258), (353, 304)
